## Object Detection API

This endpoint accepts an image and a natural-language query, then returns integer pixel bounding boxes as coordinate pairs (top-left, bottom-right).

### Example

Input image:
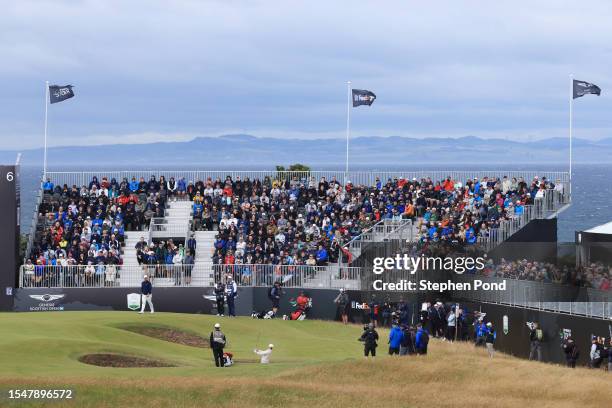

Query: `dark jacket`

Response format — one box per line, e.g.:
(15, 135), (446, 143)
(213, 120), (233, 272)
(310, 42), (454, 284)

(141, 280), (152, 295)
(360, 329), (379, 347)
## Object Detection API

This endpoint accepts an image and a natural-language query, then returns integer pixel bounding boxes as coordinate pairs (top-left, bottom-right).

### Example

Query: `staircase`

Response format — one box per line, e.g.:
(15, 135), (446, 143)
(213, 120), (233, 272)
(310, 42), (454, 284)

(192, 230), (217, 286)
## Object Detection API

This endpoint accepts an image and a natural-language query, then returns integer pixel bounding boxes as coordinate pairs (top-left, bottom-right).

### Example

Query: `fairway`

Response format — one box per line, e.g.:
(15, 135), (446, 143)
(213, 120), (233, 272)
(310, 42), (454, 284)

(0, 312), (611, 408)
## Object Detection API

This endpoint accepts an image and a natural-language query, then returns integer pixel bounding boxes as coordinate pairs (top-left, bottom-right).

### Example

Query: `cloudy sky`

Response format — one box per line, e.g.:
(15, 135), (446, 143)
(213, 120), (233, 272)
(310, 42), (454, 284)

(2, 0), (611, 149)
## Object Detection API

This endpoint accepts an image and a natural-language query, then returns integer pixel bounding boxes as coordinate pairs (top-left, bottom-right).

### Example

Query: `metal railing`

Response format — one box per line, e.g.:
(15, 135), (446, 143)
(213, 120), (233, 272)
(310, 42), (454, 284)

(24, 189), (44, 263)
(477, 189), (570, 252)
(18, 263), (363, 290)
(452, 274), (612, 319)
(44, 170), (571, 189)
(343, 218), (415, 261)
(212, 264), (362, 289)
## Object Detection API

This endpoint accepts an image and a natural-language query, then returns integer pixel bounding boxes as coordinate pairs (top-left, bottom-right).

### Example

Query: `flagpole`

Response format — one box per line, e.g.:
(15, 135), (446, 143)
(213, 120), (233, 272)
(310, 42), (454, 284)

(569, 74), (573, 199)
(44, 80), (49, 180)
(345, 81), (351, 184)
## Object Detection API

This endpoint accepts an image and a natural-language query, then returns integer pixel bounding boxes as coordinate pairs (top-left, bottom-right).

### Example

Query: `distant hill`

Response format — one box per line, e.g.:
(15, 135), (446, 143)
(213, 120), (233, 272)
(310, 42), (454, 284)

(1, 134), (611, 166)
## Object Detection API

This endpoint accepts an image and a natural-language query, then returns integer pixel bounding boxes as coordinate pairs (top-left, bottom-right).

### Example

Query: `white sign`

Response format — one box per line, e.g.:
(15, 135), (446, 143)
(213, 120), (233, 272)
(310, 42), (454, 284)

(127, 293), (141, 310)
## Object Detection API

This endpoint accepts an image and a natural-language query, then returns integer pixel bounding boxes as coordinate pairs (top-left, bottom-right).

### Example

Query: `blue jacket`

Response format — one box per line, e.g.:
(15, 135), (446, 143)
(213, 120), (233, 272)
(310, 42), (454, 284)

(141, 280), (152, 295)
(415, 328), (429, 349)
(43, 181), (54, 191)
(476, 322), (487, 337)
(389, 326), (404, 348)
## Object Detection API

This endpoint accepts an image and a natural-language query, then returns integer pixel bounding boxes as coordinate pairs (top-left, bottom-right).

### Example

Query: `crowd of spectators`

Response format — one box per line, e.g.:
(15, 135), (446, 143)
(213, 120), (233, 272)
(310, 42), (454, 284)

(25, 172), (564, 275)
(480, 258), (612, 290)
(26, 175), (170, 285)
(193, 174), (560, 267)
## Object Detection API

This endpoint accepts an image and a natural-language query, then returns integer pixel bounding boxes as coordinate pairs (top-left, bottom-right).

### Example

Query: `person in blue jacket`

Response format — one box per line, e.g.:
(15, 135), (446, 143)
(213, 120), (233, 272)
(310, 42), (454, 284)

(475, 319), (488, 347)
(43, 178), (54, 194)
(139, 275), (154, 314)
(485, 322), (496, 358)
(415, 324), (429, 355)
(388, 323), (404, 355)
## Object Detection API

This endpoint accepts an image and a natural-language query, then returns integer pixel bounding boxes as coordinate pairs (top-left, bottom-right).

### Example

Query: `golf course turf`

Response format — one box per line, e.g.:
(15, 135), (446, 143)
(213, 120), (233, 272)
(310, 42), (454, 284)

(0, 312), (611, 407)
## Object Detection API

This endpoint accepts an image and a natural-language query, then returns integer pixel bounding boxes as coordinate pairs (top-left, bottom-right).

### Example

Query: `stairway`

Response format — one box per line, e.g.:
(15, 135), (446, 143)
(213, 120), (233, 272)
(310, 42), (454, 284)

(192, 230), (217, 286)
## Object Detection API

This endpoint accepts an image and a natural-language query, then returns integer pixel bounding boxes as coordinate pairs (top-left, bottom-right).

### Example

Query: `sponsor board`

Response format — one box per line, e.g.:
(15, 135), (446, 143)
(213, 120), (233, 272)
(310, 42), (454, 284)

(28, 294), (65, 311)
(127, 293), (141, 310)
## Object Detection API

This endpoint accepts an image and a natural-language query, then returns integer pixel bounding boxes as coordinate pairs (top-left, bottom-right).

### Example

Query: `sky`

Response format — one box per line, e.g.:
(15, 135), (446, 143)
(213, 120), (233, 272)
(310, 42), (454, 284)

(2, 0), (612, 149)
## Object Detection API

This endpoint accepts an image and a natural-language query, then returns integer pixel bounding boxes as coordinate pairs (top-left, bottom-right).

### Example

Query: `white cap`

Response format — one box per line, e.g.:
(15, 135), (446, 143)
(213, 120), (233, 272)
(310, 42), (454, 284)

(268, 344), (274, 348)
(486, 322), (492, 327)
(143, 275), (148, 279)
(214, 323), (221, 328)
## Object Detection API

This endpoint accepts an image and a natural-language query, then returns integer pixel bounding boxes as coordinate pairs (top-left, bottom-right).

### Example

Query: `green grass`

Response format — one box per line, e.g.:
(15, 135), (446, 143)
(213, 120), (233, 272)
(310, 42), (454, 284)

(0, 312), (365, 379)
(1, 312), (612, 408)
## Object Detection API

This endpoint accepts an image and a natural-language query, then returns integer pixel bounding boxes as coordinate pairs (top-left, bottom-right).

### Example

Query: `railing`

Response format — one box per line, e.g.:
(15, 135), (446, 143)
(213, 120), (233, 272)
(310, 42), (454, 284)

(477, 189), (570, 252)
(343, 218), (415, 262)
(44, 170), (571, 189)
(18, 264), (363, 290)
(23, 189), (44, 263)
(212, 264), (362, 289)
(452, 274), (612, 319)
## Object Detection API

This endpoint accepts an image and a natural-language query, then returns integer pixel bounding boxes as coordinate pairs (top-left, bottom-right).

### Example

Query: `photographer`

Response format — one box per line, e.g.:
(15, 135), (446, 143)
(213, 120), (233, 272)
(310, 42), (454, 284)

(527, 322), (543, 362)
(268, 281), (282, 316)
(333, 288), (350, 324)
(561, 336), (579, 368)
(359, 323), (379, 359)
(214, 281), (225, 316)
(589, 336), (604, 369)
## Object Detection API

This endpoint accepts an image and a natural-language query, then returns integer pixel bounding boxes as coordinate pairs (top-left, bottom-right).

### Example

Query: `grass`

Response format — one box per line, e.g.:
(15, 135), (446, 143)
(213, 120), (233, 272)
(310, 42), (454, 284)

(0, 312), (610, 407)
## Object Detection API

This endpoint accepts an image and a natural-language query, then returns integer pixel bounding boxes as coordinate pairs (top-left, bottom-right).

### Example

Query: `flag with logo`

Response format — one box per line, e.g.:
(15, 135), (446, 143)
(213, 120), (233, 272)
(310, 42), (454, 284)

(49, 84), (75, 104)
(573, 80), (601, 99)
(352, 89), (376, 107)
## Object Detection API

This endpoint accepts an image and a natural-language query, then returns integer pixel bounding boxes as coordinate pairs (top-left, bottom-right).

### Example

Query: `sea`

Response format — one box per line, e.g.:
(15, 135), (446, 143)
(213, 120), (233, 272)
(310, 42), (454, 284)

(18, 163), (611, 243)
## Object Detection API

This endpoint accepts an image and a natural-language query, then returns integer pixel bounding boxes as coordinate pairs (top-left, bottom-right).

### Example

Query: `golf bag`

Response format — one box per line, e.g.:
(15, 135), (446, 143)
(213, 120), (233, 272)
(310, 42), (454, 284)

(223, 352), (233, 367)
(252, 310), (275, 319)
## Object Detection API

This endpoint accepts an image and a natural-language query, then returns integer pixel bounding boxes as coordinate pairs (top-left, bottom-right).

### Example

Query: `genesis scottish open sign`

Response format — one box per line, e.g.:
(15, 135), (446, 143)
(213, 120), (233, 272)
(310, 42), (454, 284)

(0, 165), (19, 311)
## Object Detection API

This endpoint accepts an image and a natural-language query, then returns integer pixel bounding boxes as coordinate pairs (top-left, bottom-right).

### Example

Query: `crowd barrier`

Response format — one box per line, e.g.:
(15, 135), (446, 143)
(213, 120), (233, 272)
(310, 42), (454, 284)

(43, 170), (571, 189)
(18, 264), (363, 290)
(453, 274), (612, 319)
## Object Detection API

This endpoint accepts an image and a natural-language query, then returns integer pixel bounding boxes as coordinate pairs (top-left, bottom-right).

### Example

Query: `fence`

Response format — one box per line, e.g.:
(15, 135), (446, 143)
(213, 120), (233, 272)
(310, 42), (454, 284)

(452, 274), (612, 319)
(477, 189), (570, 252)
(19, 264), (363, 290)
(43, 170), (571, 189)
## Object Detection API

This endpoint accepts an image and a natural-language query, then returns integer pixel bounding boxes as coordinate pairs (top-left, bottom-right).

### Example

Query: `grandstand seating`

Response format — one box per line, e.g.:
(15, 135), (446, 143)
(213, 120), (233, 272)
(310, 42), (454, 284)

(24, 171), (570, 288)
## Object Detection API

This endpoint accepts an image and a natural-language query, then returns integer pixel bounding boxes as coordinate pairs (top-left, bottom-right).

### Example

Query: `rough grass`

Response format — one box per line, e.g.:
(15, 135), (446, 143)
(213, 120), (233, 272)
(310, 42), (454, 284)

(0, 312), (610, 407)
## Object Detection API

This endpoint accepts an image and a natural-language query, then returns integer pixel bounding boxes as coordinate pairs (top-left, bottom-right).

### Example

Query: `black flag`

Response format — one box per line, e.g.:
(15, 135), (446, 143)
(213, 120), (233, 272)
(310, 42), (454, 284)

(573, 80), (601, 99)
(352, 89), (376, 107)
(49, 85), (75, 104)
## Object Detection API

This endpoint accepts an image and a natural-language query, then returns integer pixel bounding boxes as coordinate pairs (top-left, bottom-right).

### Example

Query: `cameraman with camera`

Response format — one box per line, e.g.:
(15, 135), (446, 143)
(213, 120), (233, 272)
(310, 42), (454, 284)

(359, 323), (379, 359)
(527, 322), (543, 362)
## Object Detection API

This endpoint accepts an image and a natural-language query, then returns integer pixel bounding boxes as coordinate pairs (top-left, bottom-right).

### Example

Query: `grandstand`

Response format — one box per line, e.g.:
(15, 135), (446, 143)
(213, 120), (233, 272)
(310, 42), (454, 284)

(15, 168), (612, 320)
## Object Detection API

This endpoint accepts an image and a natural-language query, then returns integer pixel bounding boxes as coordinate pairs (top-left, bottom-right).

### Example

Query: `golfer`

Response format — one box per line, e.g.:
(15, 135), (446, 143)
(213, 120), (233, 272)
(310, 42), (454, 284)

(139, 275), (154, 314)
(209, 323), (227, 367)
(253, 344), (274, 364)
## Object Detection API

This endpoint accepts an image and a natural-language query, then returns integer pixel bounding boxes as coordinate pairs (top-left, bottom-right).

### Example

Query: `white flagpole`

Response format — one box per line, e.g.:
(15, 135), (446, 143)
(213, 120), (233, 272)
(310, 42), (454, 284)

(44, 80), (49, 180)
(345, 81), (351, 183)
(569, 75), (573, 198)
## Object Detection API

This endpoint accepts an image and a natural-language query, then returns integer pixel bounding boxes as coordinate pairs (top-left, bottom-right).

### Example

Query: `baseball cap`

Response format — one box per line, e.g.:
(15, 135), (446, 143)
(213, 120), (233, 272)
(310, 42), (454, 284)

(268, 344), (274, 348)
(214, 323), (221, 328)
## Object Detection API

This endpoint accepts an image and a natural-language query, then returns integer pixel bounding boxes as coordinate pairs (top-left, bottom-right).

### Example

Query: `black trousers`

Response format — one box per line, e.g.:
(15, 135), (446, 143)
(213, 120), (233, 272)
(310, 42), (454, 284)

(212, 347), (224, 367)
(216, 299), (224, 314)
(364, 344), (376, 357)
